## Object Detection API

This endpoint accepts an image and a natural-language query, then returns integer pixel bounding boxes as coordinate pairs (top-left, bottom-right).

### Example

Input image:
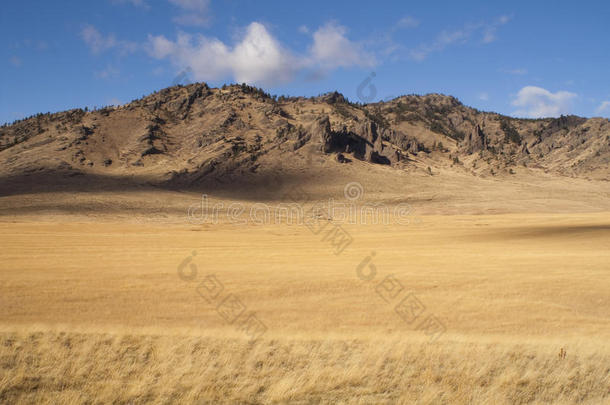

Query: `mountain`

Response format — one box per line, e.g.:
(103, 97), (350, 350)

(1, 82), (609, 195)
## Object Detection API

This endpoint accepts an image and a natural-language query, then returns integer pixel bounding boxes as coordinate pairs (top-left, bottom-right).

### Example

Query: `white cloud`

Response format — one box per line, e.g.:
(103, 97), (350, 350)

(148, 34), (176, 59)
(309, 22), (375, 69)
(596, 101), (610, 116)
(149, 23), (295, 85)
(298, 25), (309, 34)
(168, 0), (210, 26)
(81, 25), (137, 54)
(396, 16), (419, 29)
(148, 21), (373, 86)
(81, 25), (115, 53)
(478, 92), (489, 101)
(231, 24), (297, 84)
(512, 86), (577, 118)
(410, 15), (510, 61)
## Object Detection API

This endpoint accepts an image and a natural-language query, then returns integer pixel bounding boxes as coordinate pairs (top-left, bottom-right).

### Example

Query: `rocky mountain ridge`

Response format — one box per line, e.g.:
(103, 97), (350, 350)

(1, 82), (609, 190)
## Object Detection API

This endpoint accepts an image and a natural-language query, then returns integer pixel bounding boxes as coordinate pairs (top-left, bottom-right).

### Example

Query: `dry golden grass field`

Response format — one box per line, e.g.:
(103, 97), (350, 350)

(1, 191), (609, 403)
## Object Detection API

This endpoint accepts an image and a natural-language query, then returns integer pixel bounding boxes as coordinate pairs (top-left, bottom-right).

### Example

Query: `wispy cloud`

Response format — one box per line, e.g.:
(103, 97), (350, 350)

(81, 25), (138, 54)
(409, 28), (468, 61)
(168, 0), (211, 27)
(478, 92), (489, 101)
(110, 0), (149, 9)
(512, 86), (577, 118)
(410, 15), (511, 61)
(502, 68), (528, 75)
(595, 101), (610, 116)
(481, 15), (511, 43)
(9, 56), (22, 67)
(12, 39), (48, 51)
(395, 16), (419, 29)
(148, 21), (374, 86)
(95, 65), (120, 79)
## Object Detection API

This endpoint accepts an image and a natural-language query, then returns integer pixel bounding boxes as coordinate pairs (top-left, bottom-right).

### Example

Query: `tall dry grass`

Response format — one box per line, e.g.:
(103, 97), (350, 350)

(1, 328), (608, 404)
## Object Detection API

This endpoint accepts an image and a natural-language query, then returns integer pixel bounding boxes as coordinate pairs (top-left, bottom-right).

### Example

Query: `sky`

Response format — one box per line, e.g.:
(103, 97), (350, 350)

(1, 0), (610, 125)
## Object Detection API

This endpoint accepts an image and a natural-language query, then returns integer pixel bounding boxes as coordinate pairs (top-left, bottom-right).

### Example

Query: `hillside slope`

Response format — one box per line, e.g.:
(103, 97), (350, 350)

(1, 83), (609, 195)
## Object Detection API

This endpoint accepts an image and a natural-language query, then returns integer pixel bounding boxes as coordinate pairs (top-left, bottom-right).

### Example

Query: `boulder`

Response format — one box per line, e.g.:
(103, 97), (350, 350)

(336, 153), (350, 163)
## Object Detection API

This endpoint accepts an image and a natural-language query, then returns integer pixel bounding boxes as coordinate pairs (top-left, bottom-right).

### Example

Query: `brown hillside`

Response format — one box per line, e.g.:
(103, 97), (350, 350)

(1, 83), (608, 196)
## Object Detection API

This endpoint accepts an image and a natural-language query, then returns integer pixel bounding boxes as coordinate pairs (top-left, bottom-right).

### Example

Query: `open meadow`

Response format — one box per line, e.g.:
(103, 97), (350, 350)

(1, 204), (609, 404)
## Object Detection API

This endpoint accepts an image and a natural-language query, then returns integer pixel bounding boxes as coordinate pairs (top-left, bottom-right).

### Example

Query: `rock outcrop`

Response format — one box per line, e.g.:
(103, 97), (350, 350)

(315, 117), (391, 164)
(463, 124), (488, 154)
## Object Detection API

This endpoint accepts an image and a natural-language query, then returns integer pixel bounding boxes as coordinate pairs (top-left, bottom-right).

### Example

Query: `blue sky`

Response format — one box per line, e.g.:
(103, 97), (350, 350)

(1, 0), (610, 124)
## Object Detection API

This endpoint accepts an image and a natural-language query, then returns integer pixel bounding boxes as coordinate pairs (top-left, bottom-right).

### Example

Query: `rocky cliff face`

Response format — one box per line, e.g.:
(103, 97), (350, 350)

(1, 82), (609, 187)
(463, 124), (488, 154)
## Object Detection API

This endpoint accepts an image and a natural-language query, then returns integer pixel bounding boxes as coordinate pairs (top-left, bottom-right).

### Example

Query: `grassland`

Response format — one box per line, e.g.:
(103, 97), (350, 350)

(1, 210), (609, 403)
